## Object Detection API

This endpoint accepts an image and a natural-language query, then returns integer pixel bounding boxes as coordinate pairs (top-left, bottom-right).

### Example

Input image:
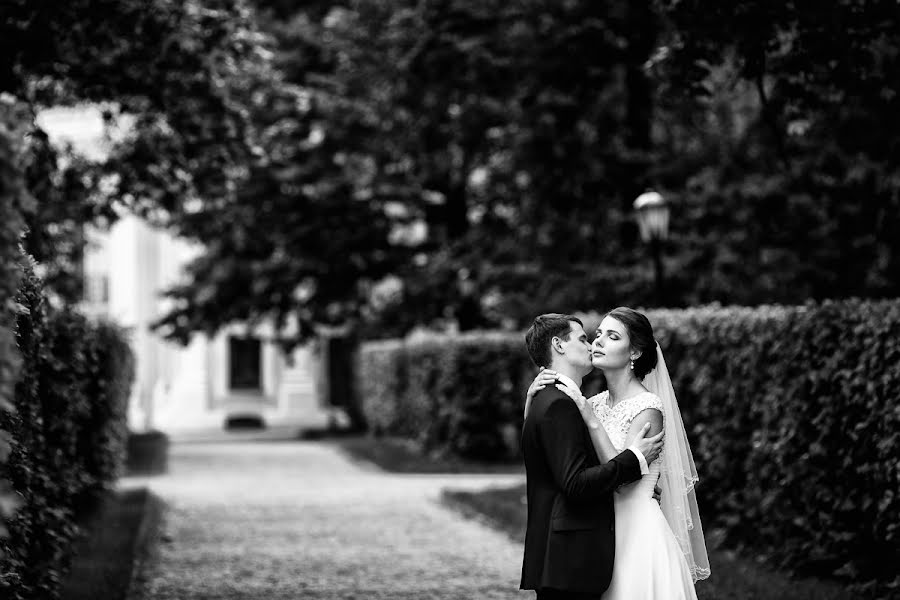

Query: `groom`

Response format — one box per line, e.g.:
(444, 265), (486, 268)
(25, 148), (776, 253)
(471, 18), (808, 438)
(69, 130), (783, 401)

(520, 313), (664, 599)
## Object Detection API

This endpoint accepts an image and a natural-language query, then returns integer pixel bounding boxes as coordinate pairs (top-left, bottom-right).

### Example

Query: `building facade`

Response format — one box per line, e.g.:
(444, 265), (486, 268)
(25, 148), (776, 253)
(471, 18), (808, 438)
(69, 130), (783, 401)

(43, 105), (331, 435)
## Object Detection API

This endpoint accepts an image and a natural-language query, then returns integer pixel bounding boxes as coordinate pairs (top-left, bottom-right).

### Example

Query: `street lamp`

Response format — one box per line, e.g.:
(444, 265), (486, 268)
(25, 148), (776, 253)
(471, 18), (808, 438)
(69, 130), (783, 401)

(633, 190), (670, 305)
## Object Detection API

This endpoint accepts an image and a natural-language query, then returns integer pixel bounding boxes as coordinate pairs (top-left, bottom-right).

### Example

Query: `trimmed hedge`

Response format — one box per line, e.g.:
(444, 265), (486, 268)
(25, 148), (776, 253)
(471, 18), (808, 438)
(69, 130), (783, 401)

(647, 300), (900, 597)
(357, 299), (900, 596)
(358, 332), (534, 460)
(79, 320), (134, 487)
(1, 95), (34, 550)
(0, 262), (135, 600)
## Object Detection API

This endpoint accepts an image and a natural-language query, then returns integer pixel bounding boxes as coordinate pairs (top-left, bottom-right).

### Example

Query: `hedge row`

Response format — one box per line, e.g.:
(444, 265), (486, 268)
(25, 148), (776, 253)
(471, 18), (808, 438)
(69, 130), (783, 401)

(0, 261), (135, 600)
(1, 95), (34, 549)
(358, 332), (534, 460)
(356, 299), (900, 596)
(646, 300), (899, 597)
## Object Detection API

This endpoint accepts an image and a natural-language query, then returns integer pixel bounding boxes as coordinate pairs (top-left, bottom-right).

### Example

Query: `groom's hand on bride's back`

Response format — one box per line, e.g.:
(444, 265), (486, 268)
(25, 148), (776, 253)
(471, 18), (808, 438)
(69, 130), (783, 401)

(634, 423), (664, 465)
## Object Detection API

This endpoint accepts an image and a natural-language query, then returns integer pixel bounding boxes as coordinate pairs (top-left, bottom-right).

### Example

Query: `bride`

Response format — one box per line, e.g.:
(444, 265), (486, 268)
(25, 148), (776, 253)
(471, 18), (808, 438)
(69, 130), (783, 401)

(525, 307), (711, 599)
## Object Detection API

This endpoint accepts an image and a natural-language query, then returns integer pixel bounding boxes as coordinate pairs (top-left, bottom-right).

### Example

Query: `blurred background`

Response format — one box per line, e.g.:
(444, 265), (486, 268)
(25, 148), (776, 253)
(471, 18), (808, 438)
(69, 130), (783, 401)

(1, 1), (898, 599)
(5, 0), (900, 434)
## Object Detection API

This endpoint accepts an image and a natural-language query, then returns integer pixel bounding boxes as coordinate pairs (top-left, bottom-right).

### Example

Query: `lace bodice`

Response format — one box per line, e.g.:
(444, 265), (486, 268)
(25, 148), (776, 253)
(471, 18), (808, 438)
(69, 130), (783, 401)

(589, 390), (665, 500)
(589, 390), (665, 451)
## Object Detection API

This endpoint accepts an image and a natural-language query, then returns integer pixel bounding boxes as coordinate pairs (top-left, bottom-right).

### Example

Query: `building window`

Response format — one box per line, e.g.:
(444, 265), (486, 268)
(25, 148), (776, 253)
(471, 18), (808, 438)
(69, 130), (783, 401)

(228, 336), (262, 391)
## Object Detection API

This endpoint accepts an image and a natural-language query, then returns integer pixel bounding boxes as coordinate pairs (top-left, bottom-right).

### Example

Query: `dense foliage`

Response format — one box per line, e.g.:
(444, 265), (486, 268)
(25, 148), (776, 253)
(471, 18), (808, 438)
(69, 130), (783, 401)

(164, 0), (899, 341)
(5, 0), (897, 343)
(0, 0), (274, 304)
(649, 300), (899, 598)
(184, 0), (667, 340)
(0, 96), (33, 551)
(79, 322), (135, 486)
(357, 300), (900, 597)
(0, 0), (272, 564)
(651, 0), (900, 307)
(359, 333), (532, 459)
(0, 264), (135, 600)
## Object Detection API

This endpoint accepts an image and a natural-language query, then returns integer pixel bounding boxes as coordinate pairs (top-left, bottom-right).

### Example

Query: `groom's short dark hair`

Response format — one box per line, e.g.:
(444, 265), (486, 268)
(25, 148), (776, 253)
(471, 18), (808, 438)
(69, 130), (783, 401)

(525, 313), (582, 368)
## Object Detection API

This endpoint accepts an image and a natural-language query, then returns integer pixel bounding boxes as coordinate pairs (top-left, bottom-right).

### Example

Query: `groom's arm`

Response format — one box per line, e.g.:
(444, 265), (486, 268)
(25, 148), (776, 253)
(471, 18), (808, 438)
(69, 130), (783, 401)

(539, 397), (642, 503)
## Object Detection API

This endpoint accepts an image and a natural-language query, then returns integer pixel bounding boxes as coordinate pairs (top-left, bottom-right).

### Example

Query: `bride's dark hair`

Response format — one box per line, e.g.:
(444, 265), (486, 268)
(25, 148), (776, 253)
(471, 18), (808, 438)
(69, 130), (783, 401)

(604, 307), (658, 380)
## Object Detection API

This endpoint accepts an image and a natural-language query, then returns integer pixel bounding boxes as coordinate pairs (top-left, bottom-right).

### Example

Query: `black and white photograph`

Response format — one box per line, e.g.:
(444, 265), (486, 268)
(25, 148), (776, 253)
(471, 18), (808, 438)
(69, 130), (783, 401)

(0, 1), (898, 599)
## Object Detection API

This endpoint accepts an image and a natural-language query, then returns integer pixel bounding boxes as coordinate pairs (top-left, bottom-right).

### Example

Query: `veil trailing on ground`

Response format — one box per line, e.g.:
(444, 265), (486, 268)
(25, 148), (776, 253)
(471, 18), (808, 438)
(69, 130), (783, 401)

(643, 343), (711, 582)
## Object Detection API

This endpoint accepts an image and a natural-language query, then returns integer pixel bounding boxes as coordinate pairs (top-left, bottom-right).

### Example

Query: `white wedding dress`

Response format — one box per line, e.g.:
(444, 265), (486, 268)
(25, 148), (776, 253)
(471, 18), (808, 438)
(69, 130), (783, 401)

(590, 390), (699, 600)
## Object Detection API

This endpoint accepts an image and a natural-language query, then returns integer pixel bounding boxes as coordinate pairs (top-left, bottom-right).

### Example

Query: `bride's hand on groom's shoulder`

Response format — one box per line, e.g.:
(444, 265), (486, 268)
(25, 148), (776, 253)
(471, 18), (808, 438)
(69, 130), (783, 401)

(526, 368), (557, 401)
(550, 371), (588, 411)
(524, 368), (558, 418)
(554, 383), (586, 409)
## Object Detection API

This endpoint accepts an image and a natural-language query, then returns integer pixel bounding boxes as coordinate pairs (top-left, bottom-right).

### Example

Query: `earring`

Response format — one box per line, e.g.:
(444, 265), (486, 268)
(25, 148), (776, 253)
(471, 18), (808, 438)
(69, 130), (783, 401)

(630, 357), (635, 370)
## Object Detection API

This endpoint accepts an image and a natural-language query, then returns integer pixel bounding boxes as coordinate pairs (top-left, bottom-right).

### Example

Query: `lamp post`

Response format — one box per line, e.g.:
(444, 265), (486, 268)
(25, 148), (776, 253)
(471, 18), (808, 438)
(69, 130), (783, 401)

(633, 190), (670, 305)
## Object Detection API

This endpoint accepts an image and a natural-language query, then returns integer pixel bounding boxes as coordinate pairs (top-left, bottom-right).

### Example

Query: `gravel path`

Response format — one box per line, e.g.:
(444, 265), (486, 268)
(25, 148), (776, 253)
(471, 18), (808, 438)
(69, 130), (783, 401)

(124, 440), (529, 600)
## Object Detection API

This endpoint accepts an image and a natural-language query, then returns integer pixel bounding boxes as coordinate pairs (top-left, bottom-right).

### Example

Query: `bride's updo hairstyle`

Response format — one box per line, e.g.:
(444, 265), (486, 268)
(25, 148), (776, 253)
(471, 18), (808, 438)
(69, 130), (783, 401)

(604, 307), (658, 380)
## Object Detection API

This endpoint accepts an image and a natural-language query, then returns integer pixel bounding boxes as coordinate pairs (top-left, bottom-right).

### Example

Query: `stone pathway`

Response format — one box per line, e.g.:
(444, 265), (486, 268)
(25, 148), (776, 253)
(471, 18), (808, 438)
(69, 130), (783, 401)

(123, 440), (529, 599)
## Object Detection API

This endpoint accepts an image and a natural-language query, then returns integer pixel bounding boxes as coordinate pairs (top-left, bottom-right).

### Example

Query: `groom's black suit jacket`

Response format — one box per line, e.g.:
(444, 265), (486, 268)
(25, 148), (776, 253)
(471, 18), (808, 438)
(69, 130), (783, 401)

(520, 385), (642, 595)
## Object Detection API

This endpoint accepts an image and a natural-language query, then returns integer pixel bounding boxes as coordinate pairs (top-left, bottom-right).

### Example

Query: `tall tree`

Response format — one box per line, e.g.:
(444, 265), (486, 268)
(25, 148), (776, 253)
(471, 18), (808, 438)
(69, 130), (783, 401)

(246, 0), (667, 335)
(149, 0), (660, 342)
(0, 0), (273, 301)
(17, 0), (895, 345)
(649, 0), (900, 304)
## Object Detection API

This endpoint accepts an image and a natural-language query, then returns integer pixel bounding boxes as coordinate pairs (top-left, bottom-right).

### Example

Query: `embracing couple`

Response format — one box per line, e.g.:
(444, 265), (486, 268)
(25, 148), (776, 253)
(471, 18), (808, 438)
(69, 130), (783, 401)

(519, 309), (711, 600)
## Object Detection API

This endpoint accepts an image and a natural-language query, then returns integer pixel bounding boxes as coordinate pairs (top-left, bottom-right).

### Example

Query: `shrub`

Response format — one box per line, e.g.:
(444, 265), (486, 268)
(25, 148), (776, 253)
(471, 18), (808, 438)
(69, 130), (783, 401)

(646, 301), (900, 597)
(358, 299), (900, 596)
(358, 331), (534, 460)
(80, 321), (134, 488)
(0, 95), (34, 552)
(357, 338), (406, 436)
(0, 258), (70, 599)
(0, 261), (135, 600)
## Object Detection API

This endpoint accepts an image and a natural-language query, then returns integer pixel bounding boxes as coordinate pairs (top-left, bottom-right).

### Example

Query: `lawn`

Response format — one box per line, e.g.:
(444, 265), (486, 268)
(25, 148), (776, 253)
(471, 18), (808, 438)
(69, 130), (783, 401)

(443, 484), (858, 600)
(336, 434), (856, 600)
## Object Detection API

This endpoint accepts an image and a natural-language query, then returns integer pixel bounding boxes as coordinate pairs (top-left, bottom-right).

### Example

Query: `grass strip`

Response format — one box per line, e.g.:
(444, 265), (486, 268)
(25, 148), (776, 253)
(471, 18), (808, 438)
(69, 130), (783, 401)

(442, 484), (856, 600)
(333, 434), (524, 474)
(336, 434), (857, 599)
